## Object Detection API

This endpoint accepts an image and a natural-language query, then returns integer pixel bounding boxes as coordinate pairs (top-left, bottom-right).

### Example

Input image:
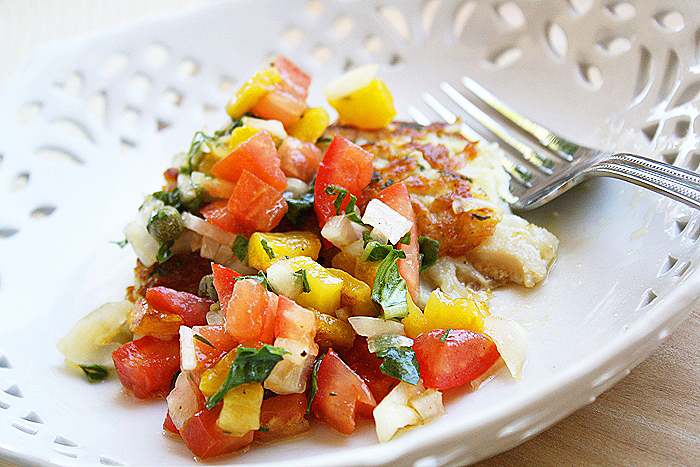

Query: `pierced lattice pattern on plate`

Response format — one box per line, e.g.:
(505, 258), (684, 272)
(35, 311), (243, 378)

(1, 1), (699, 466)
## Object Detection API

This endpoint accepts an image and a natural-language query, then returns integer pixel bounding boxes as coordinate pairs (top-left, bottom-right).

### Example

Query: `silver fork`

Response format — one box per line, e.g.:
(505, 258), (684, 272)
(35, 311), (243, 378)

(408, 76), (700, 210)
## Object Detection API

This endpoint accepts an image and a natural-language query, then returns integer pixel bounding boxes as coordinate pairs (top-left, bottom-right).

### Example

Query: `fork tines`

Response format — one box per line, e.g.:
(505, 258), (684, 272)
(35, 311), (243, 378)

(412, 77), (579, 190)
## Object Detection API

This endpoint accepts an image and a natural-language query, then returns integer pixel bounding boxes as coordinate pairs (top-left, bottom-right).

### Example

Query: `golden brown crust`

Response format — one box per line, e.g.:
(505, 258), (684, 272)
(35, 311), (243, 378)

(322, 123), (502, 256)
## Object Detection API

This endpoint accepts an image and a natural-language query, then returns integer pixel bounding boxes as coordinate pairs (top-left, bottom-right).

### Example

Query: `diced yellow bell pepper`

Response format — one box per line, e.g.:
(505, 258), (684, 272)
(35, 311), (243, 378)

(248, 232), (322, 271)
(197, 141), (235, 174)
(424, 289), (489, 332)
(402, 292), (429, 338)
(353, 258), (381, 289)
(331, 251), (357, 275)
(327, 268), (377, 317)
(216, 382), (263, 436)
(285, 256), (343, 314)
(314, 310), (355, 351)
(199, 349), (237, 397)
(326, 73), (395, 130)
(227, 126), (261, 150)
(226, 67), (282, 119)
(287, 107), (330, 143)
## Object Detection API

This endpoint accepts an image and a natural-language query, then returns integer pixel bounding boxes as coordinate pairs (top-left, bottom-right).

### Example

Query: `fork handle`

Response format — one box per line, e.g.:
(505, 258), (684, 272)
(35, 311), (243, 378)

(589, 153), (700, 209)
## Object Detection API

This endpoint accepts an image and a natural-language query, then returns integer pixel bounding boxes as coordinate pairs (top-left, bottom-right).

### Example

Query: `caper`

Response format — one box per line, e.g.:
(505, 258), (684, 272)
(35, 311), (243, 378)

(147, 206), (184, 243)
(198, 274), (218, 301)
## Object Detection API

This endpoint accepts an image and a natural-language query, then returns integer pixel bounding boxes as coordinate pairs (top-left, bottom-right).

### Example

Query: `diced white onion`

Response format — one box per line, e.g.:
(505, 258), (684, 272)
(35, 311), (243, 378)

(285, 178), (309, 197)
(367, 333), (413, 353)
(373, 402), (421, 443)
(167, 371), (201, 430)
(241, 116), (287, 142)
(266, 259), (303, 299)
(57, 300), (133, 367)
(264, 338), (315, 394)
(348, 316), (405, 338)
(321, 214), (366, 248)
(361, 199), (413, 245)
(372, 381), (445, 443)
(179, 326), (196, 371)
(206, 309), (224, 325)
(324, 63), (378, 101)
(483, 316), (528, 380)
(200, 235), (220, 260)
(408, 389), (445, 422)
(182, 212), (237, 247)
(123, 219), (160, 267)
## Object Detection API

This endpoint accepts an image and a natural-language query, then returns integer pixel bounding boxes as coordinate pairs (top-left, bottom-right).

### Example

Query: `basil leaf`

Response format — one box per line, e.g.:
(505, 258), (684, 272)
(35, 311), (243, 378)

(372, 248), (409, 320)
(439, 328), (452, 343)
(361, 241), (394, 262)
(232, 234), (249, 262)
(194, 334), (215, 348)
(234, 271), (272, 291)
(206, 345), (287, 409)
(79, 364), (109, 383)
(375, 346), (420, 385)
(418, 236), (440, 272)
(293, 269), (311, 293)
(260, 238), (275, 259)
(324, 185), (367, 226)
(156, 241), (174, 263)
(285, 191), (315, 226)
(307, 353), (325, 414)
(398, 231), (411, 245)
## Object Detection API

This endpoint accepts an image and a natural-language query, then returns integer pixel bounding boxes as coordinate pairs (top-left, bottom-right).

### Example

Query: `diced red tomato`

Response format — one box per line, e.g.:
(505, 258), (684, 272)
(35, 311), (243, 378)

(225, 279), (277, 345)
(275, 295), (318, 355)
(340, 336), (398, 402)
(310, 349), (376, 434)
(211, 130), (287, 192)
(164, 411), (180, 435)
(192, 325), (238, 377)
(278, 136), (323, 183)
(273, 56), (311, 99)
(179, 405), (254, 459)
(200, 200), (241, 233)
(375, 182), (420, 302)
(254, 393), (310, 443)
(211, 263), (241, 311)
(227, 170), (288, 234)
(112, 336), (180, 399)
(145, 286), (213, 327)
(413, 329), (500, 390)
(314, 135), (374, 229)
(251, 89), (307, 128)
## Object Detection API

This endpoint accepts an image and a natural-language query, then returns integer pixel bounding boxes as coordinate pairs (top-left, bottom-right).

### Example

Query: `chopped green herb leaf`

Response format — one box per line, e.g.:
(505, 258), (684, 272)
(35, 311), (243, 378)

(194, 334), (216, 348)
(293, 269), (311, 293)
(375, 346), (420, 385)
(79, 364), (109, 383)
(307, 353), (325, 414)
(361, 241), (395, 262)
(324, 185), (367, 226)
(206, 345), (288, 409)
(399, 231), (411, 245)
(260, 238), (276, 259)
(329, 392), (338, 397)
(372, 248), (409, 320)
(258, 426), (270, 433)
(317, 137), (332, 143)
(439, 328), (452, 343)
(111, 238), (128, 248)
(232, 234), (249, 262)
(285, 191), (315, 226)
(234, 271), (272, 291)
(418, 236), (440, 272)
(156, 241), (174, 263)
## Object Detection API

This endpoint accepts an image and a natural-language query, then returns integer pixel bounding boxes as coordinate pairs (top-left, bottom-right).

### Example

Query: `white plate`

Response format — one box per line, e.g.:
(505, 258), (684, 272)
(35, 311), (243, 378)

(1, 0), (700, 466)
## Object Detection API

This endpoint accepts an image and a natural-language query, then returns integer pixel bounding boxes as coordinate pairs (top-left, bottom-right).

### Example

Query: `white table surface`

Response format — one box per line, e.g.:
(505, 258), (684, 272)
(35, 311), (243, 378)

(1, 1), (698, 466)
